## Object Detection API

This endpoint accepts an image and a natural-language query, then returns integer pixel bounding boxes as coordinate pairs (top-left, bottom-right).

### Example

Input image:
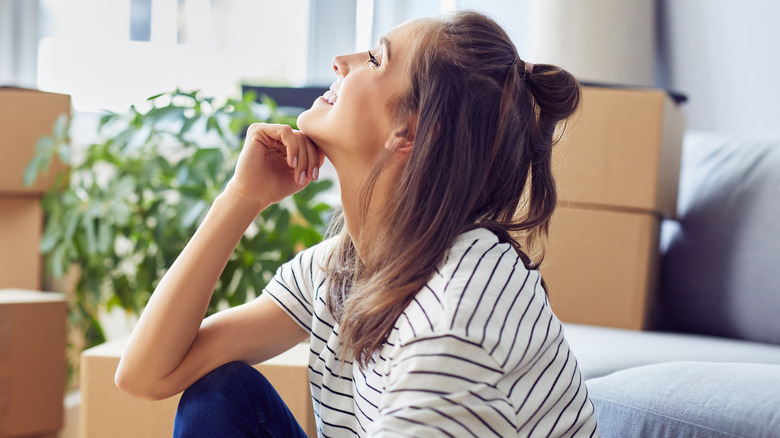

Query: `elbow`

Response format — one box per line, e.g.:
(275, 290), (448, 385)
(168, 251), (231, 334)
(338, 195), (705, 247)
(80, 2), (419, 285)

(114, 364), (174, 401)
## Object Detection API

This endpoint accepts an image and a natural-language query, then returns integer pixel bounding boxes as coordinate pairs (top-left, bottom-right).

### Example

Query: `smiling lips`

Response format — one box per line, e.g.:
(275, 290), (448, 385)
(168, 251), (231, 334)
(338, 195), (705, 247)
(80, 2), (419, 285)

(323, 83), (340, 104)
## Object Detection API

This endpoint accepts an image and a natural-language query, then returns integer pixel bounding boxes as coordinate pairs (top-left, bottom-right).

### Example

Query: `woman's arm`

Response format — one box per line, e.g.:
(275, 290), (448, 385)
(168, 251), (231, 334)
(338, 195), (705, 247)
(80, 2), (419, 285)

(115, 123), (323, 400)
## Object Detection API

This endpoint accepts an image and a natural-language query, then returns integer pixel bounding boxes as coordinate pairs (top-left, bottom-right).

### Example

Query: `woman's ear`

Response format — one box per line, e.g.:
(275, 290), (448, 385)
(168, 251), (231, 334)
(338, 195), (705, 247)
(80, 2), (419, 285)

(385, 117), (417, 154)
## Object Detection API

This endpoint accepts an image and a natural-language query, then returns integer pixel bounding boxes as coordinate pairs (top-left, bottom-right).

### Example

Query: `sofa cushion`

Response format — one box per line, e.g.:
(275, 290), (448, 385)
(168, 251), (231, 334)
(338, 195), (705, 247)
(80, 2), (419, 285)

(564, 323), (780, 380)
(657, 131), (780, 345)
(587, 361), (780, 438)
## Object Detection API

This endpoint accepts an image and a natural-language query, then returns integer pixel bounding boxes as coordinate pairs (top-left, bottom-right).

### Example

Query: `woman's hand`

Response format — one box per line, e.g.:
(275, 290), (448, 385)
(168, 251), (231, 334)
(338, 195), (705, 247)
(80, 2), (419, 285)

(226, 123), (325, 207)
(115, 123), (321, 399)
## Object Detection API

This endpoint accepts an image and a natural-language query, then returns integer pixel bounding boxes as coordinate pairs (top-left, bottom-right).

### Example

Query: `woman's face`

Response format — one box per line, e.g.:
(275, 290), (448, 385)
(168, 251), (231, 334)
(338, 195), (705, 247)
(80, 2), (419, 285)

(298, 19), (428, 167)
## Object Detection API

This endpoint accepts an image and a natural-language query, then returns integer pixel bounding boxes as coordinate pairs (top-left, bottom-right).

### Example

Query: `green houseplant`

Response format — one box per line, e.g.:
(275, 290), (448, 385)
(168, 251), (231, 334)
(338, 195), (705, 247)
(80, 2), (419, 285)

(24, 90), (333, 383)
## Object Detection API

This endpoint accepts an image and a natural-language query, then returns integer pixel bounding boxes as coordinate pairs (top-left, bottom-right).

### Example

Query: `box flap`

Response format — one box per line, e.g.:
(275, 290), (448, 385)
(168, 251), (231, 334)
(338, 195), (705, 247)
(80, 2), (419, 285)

(579, 81), (688, 105)
(0, 289), (65, 304)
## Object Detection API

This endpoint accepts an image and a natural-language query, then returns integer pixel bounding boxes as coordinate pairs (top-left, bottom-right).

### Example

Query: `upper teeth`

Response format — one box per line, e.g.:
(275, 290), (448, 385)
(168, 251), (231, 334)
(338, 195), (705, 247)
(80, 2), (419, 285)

(324, 89), (337, 104)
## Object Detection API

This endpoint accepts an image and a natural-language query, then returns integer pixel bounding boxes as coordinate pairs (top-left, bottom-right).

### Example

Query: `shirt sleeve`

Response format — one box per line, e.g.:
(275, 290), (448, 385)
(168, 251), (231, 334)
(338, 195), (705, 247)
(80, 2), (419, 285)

(369, 332), (519, 438)
(263, 240), (331, 334)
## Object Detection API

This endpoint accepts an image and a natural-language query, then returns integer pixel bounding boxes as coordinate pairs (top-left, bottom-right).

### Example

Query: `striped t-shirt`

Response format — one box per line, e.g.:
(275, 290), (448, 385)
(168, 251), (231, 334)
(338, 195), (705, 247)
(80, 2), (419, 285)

(265, 227), (599, 437)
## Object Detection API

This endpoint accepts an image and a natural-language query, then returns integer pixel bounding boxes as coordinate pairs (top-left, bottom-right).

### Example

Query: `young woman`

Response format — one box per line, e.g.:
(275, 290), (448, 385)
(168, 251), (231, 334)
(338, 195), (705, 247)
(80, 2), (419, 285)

(116, 10), (599, 438)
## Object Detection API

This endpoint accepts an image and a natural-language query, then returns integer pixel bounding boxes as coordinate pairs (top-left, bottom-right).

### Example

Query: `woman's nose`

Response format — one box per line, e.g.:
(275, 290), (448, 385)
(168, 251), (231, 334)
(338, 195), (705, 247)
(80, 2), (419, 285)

(332, 54), (349, 77)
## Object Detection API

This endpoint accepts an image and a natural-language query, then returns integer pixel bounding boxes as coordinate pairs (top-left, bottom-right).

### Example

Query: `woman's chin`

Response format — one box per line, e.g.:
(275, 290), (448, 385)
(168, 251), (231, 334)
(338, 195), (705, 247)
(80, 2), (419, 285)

(296, 105), (311, 130)
(296, 103), (322, 134)
(295, 114), (326, 156)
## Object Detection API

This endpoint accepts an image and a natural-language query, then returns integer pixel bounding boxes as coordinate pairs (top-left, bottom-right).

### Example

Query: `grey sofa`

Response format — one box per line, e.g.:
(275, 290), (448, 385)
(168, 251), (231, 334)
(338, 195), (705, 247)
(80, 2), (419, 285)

(564, 131), (780, 437)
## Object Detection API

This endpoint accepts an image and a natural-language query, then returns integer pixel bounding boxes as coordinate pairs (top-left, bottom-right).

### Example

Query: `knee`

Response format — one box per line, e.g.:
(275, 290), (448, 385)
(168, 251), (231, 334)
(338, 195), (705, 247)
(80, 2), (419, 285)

(180, 361), (261, 406)
(175, 362), (304, 438)
(175, 362), (266, 436)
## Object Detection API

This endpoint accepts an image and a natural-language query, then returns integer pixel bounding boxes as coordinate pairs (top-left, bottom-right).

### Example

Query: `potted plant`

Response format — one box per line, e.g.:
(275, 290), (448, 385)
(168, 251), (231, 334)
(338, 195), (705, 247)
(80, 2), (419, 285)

(25, 89), (333, 385)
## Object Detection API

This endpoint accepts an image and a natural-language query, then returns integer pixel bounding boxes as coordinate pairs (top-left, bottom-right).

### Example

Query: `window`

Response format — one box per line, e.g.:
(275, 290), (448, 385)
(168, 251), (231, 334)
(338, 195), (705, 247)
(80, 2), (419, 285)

(38, 0), (310, 112)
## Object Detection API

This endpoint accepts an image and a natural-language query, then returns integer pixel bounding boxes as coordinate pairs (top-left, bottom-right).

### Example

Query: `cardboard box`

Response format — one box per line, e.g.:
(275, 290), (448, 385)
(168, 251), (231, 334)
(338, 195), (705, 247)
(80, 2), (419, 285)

(553, 86), (685, 217)
(58, 391), (80, 438)
(79, 339), (315, 438)
(541, 205), (661, 330)
(0, 289), (67, 438)
(0, 87), (71, 195)
(0, 198), (43, 290)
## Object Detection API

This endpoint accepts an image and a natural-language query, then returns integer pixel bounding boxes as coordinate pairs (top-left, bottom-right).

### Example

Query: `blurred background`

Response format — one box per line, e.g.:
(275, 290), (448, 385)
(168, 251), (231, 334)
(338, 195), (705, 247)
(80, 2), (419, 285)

(1, 0), (778, 135)
(2, 2), (779, 436)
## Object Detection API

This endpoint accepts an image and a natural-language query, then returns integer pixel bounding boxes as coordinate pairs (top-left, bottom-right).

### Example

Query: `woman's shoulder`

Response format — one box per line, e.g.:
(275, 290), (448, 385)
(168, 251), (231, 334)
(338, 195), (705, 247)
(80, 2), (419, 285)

(435, 227), (534, 297)
(443, 227), (513, 261)
(387, 227), (560, 377)
(397, 228), (546, 341)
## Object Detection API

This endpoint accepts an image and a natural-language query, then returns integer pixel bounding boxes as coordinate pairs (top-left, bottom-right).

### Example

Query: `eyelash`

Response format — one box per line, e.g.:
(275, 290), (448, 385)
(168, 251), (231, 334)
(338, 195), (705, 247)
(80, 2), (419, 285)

(368, 50), (380, 67)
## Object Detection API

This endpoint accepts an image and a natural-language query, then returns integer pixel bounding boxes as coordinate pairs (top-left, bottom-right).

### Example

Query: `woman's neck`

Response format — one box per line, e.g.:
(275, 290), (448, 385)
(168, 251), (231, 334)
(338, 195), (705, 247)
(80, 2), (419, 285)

(332, 153), (406, 262)
(336, 170), (367, 253)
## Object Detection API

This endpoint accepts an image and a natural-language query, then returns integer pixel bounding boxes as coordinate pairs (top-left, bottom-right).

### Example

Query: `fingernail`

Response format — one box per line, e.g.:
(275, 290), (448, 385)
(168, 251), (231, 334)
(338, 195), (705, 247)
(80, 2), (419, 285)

(312, 167), (319, 180)
(298, 171), (306, 185)
(292, 156), (298, 168)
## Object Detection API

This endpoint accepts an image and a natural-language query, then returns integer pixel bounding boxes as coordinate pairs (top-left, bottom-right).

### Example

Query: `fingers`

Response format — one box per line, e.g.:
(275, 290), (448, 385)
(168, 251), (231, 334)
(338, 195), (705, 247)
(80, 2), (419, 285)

(261, 124), (321, 186)
(303, 135), (321, 182)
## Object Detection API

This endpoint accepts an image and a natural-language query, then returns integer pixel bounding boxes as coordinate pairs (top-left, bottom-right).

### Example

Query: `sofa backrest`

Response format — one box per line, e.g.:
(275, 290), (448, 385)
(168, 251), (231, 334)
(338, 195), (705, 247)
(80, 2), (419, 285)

(656, 131), (780, 345)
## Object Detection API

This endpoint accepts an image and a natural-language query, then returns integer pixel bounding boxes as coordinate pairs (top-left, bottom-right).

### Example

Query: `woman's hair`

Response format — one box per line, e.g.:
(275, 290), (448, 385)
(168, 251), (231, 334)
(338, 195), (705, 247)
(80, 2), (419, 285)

(326, 10), (581, 367)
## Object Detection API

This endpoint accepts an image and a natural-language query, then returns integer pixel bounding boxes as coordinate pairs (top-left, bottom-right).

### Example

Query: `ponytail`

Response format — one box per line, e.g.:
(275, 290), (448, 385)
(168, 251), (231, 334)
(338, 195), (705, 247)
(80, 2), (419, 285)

(505, 63), (581, 267)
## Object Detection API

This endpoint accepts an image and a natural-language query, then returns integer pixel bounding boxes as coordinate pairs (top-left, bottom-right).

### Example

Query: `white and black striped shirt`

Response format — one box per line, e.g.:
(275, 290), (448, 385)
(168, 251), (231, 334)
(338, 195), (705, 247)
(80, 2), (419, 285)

(265, 228), (599, 437)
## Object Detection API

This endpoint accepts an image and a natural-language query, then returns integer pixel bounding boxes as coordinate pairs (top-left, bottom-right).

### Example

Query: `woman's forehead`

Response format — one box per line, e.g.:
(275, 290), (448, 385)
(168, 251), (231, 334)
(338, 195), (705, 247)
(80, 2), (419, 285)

(383, 17), (438, 44)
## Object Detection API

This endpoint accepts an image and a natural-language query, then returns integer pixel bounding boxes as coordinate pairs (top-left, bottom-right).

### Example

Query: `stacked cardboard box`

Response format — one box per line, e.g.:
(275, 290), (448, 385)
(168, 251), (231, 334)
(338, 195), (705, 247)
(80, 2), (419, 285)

(0, 87), (71, 290)
(0, 290), (67, 438)
(0, 89), (71, 437)
(79, 339), (316, 438)
(541, 86), (685, 330)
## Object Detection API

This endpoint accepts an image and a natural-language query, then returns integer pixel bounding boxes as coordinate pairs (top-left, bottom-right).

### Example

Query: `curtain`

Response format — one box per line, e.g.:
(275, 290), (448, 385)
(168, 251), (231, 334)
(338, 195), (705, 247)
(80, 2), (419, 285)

(0, 0), (39, 88)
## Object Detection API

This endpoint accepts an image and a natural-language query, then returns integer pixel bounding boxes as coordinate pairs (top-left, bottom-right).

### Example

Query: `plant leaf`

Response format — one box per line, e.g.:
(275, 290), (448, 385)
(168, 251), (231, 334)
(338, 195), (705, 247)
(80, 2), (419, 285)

(53, 113), (69, 141)
(22, 155), (42, 186)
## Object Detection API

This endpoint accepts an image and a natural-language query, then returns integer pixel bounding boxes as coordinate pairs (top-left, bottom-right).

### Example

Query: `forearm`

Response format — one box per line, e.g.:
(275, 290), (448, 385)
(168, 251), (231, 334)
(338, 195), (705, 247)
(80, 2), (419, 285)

(116, 191), (267, 392)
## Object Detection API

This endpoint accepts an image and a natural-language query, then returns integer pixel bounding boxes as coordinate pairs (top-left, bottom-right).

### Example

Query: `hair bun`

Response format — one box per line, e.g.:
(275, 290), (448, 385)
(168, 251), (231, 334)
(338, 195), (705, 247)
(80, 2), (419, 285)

(525, 64), (581, 127)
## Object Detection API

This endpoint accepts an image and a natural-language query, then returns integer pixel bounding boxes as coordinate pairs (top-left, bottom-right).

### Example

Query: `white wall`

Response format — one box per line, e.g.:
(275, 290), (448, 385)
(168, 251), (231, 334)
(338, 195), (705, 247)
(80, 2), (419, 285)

(658, 0), (780, 133)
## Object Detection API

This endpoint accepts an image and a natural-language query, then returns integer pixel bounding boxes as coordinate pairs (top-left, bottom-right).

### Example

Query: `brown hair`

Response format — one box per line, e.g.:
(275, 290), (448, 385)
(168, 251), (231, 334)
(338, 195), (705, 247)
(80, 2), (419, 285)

(326, 10), (581, 367)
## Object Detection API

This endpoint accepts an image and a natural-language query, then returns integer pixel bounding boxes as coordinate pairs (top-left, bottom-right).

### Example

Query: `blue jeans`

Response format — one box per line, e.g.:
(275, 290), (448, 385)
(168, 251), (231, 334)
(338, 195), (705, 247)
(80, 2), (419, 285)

(174, 361), (308, 438)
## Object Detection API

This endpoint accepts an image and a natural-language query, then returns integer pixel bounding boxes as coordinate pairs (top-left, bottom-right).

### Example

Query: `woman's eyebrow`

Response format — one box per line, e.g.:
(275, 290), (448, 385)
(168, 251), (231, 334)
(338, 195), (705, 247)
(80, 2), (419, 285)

(380, 36), (391, 61)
